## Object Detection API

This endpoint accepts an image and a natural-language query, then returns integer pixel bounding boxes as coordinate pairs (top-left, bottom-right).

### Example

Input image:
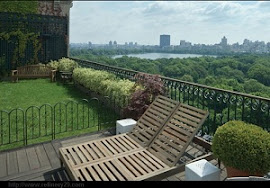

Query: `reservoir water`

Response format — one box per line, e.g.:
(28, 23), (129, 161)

(112, 53), (216, 60)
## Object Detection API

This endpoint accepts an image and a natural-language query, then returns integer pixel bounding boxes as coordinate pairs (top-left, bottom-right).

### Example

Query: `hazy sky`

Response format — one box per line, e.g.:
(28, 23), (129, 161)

(70, 1), (270, 45)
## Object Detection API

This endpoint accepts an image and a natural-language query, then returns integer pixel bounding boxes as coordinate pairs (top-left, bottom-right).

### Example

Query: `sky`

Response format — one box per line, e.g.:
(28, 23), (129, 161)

(70, 1), (270, 46)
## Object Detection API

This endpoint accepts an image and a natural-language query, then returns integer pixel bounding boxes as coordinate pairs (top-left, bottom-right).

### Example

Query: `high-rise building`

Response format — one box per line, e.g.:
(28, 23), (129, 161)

(220, 36), (227, 46)
(160, 34), (170, 48)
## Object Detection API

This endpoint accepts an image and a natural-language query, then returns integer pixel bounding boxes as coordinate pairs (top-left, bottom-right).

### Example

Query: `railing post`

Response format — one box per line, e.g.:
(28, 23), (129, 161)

(24, 111), (27, 146)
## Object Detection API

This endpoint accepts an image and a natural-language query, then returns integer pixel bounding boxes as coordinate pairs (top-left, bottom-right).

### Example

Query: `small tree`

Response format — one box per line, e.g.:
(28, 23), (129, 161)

(123, 73), (165, 120)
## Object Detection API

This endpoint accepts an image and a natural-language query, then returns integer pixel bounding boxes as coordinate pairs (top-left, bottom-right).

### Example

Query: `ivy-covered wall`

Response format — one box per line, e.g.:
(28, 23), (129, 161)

(0, 1), (70, 77)
(0, 1), (39, 14)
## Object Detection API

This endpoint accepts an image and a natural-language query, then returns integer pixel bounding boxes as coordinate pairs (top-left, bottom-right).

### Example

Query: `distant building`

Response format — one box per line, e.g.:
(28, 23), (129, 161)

(113, 41), (117, 45)
(180, 40), (192, 48)
(109, 41), (112, 46)
(220, 36), (227, 47)
(160, 34), (170, 48)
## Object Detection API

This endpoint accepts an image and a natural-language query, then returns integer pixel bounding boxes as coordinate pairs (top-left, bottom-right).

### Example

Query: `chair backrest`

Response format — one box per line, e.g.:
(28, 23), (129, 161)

(147, 103), (209, 167)
(17, 65), (53, 75)
(127, 95), (179, 147)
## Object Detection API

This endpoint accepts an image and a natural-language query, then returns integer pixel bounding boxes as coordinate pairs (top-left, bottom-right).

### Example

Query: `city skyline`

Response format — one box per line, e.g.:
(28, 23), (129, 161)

(70, 1), (270, 45)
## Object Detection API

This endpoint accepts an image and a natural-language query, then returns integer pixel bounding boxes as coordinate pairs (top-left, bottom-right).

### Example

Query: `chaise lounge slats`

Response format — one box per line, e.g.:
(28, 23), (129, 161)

(59, 96), (209, 181)
(59, 95), (180, 180)
(127, 95), (179, 147)
(148, 103), (209, 167)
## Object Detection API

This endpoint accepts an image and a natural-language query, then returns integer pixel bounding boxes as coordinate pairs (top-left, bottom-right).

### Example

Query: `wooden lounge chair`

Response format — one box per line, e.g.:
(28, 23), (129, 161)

(59, 95), (179, 177)
(60, 98), (209, 181)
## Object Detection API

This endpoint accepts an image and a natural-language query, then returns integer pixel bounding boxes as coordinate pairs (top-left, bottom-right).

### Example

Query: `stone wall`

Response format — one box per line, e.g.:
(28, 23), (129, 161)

(38, 0), (73, 17)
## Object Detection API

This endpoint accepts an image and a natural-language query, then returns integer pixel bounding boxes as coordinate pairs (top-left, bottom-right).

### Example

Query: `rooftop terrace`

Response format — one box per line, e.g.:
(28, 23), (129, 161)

(0, 128), (226, 181)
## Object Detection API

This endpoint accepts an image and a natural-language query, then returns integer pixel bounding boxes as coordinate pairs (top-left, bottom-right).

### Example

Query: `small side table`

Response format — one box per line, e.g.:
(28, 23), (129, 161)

(116, 119), (137, 134)
(185, 159), (221, 181)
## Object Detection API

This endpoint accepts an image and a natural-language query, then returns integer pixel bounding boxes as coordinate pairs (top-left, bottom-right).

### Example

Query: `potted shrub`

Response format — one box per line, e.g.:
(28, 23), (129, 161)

(212, 120), (270, 178)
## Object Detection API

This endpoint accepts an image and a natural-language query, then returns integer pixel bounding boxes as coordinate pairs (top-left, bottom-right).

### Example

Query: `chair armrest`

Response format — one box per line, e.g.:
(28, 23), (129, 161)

(11, 70), (18, 76)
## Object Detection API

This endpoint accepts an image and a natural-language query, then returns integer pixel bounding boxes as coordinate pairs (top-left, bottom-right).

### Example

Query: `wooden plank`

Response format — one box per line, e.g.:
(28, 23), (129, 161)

(124, 135), (143, 149)
(151, 104), (171, 116)
(172, 114), (198, 128)
(26, 147), (41, 170)
(140, 151), (165, 170)
(133, 152), (156, 172)
(104, 161), (126, 181)
(89, 142), (106, 158)
(113, 159), (135, 180)
(147, 108), (167, 119)
(100, 140), (117, 155)
(114, 136), (133, 151)
(35, 145), (51, 167)
(85, 143), (99, 160)
(138, 118), (159, 131)
(176, 110), (201, 123)
(156, 98), (177, 108)
(148, 144), (175, 166)
(68, 148), (82, 165)
(153, 139), (180, 157)
(80, 167), (92, 181)
(16, 149), (30, 173)
(81, 144), (96, 160)
(77, 145), (92, 162)
(0, 153), (7, 177)
(7, 151), (19, 175)
(105, 138), (123, 154)
(167, 122), (192, 137)
(163, 127), (189, 143)
(179, 107), (205, 119)
(95, 141), (112, 157)
(123, 155), (147, 176)
(92, 164), (109, 181)
(169, 118), (195, 132)
(86, 166), (101, 181)
(98, 163), (117, 181)
(157, 135), (184, 151)
(43, 142), (61, 168)
(160, 131), (187, 147)
(129, 154), (152, 173)
(141, 115), (162, 128)
(74, 146), (88, 163)
(110, 137), (129, 152)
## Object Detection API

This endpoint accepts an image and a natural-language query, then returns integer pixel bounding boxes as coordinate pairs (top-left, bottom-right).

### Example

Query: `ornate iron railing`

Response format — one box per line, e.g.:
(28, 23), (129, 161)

(70, 57), (270, 135)
(0, 97), (119, 151)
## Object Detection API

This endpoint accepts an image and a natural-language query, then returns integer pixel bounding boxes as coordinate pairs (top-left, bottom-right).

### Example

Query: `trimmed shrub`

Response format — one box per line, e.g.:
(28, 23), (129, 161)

(72, 68), (137, 107)
(48, 57), (79, 72)
(212, 120), (270, 174)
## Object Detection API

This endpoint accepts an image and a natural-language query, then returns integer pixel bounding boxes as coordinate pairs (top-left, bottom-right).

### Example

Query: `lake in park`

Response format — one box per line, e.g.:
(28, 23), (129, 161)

(112, 53), (216, 60)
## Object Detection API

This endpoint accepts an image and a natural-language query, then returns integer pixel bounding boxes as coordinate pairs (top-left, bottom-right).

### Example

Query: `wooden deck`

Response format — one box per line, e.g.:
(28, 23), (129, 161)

(0, 128), (227, 181)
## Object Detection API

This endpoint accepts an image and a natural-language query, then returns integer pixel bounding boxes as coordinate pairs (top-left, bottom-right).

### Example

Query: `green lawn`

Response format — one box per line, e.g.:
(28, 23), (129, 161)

(0, 79), (118, 151)
(0, 79), (90, 111)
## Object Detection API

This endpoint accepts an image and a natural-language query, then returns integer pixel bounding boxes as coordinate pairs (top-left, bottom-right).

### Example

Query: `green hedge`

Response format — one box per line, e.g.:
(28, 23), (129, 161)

(73, 68), (137, 107)
(48, 58), (79, 72)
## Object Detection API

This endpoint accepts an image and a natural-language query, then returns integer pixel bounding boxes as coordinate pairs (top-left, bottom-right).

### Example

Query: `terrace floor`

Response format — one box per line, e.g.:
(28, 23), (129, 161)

(0, 128), (227, 181)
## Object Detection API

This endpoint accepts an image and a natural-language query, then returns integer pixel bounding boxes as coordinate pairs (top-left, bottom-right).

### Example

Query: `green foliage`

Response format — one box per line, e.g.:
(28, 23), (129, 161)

(0, 30), (41, 66)
(123, 73), (165, 120)
(48, 58), (79, 72)
(0, 1), (38, 14)
(73, 68), (137, 107)
(70, 49), (270, 98)
(212, 121), (270, 174)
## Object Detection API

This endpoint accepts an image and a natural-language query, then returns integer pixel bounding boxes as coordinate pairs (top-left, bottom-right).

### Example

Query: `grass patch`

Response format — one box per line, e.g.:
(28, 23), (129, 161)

(0, 78), (119, 151)
(0, 79), (91, 111)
